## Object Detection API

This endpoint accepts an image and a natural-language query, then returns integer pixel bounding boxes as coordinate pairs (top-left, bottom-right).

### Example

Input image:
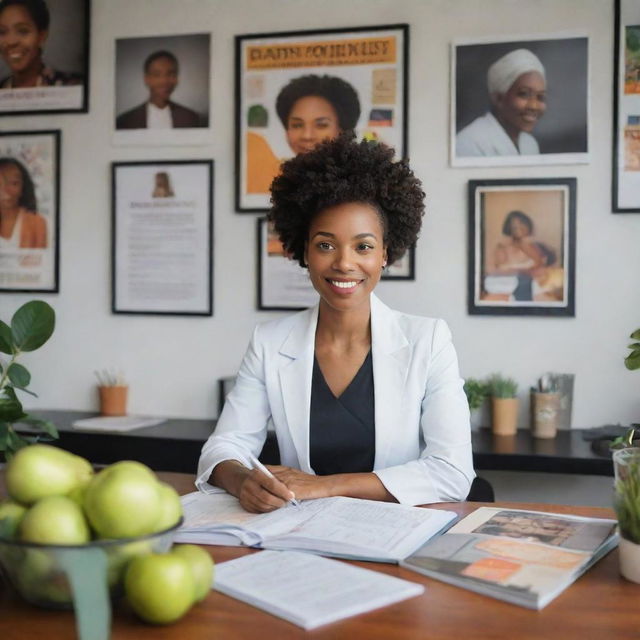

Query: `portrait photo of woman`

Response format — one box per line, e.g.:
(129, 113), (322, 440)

(453, 36), (588, 167)
(0, 0), (88, 113)
(0, 157), (47, 248)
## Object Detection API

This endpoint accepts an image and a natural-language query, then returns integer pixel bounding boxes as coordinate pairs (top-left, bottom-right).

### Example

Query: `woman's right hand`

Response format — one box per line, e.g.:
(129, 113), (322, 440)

(211, 460), (295, 513)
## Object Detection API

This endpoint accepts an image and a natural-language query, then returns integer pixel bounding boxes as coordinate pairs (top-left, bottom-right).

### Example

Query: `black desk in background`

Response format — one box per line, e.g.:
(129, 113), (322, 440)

(18, 410), (614, 476)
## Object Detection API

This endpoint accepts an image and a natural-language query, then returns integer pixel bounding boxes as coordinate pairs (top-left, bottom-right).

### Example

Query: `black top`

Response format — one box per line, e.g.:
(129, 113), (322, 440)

(309, 350), (375, 475)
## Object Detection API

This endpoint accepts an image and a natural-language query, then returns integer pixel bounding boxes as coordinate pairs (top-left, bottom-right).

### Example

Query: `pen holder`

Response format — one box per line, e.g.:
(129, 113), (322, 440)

(531, 391), (560, 439)
(98, 386), (128, 417)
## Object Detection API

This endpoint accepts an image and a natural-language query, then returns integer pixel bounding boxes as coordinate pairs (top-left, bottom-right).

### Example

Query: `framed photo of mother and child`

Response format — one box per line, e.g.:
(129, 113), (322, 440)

(451, 34), (588, 167)
(0, 0), (90, 115)
(0, 129), (60, 293)
(467, 178), (576, 317)
(613, 0), (640, 212)
(235, 24), (409, 212)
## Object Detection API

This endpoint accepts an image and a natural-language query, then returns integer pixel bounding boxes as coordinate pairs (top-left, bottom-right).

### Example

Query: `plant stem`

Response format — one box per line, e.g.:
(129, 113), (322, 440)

(0, 351), (18, 390)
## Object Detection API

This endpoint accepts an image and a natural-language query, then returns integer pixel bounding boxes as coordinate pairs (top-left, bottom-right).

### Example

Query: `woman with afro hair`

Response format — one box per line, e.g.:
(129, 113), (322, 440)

(198, 134), (474, 512)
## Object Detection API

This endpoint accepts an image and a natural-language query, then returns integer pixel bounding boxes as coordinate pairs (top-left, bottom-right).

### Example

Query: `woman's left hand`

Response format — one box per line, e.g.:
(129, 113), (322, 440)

(267, 465), (332, 500)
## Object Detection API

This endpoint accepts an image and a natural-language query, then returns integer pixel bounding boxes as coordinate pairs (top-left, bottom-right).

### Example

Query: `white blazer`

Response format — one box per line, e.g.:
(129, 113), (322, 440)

(196, 294), (475, 505)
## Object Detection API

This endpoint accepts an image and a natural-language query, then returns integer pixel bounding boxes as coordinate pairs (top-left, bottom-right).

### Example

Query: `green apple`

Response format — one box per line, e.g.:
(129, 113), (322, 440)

(19, 496), (91, 545)
(105, 539), (154, 589)
(84, 461), (162, 539)
(0, 499), (27, 539)
(6, 444), (94, 505)
(171, 544), (214, 602)
(124, 552), (195, 624)
(153, 482), (183, 532)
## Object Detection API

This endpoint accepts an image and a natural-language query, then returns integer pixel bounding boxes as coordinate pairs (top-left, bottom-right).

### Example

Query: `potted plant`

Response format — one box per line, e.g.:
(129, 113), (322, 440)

(463, 378), (488, 430)
(486, 373), (519, 436)
(0, 301), (58, 462)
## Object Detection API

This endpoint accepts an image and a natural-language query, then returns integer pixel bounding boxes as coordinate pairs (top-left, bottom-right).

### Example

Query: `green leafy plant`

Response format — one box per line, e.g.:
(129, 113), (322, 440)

(463, 378), (488, 411)
(625, 329), (640, 371)
(0, 301), (58, 461)
(486, 373), (518, 399)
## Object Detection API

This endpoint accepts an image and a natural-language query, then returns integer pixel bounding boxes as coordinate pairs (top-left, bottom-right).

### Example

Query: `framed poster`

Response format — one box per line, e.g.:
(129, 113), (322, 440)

(468, 178), (576, 317)
(452, 35), (588, 167)
(236, 24), (409, 211)
(257, 218), (317, 311)
(0, 130), (60, 293)
(112, 160), (213, 316)
(613, 0), (640, 212)
(114, 33), (211, 146)
(0, 0), (89, 115)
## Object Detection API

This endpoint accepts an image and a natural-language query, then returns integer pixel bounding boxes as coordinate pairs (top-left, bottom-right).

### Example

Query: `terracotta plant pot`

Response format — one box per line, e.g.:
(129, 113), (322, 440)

(619, 536), (640, 583)
(491, 397), (519, 436)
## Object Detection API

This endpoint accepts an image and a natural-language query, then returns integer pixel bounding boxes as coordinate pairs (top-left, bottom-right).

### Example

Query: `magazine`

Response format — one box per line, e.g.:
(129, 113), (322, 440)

(175, 490), (457, 563)
(400, 507), (618, 609)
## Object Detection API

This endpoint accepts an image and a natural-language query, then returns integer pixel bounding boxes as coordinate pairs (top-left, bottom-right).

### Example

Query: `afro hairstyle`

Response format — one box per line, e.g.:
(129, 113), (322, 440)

(268, 133), (424, 268)
(275, 75), (361, 132)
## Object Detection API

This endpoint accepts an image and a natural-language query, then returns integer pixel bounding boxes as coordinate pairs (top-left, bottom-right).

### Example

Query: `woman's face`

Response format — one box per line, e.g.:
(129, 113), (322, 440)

(494, 71), (546, 136)
(286, 95), (341, 155)
(0, 5), (47, 75)
(304, 202), (387, 313)
(0, 164), (23, 211)
(508, 216), (530, 240)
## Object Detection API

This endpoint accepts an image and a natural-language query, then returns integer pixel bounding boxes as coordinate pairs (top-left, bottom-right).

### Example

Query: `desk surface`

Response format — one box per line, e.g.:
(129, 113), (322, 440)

(22, 410), (615, 475)
(0, 472), (638, 640)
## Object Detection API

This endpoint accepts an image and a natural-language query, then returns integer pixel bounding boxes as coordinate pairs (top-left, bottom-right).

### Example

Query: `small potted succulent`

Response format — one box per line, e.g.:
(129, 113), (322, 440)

(486, 373), (519, 436)
(463, 378), (488, 430)
(0, 300), (58, 462)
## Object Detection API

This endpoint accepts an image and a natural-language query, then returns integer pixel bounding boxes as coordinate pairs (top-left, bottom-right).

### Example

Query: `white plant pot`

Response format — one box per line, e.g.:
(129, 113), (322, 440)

(618, 536), (640, 583)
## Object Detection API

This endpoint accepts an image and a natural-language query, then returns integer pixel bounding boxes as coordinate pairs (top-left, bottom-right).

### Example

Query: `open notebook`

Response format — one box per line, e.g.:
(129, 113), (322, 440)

(176, 490), (457, 563)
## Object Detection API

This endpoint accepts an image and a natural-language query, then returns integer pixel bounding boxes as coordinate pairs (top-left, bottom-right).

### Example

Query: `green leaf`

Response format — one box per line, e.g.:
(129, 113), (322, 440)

(627, 343), (640, 351)
(20, 415), (59, 439)
(625, 350), (640, 371)
(630, 329), (640, 341)
(0, 388), (24, 422)
(0, 320), (13, 354)
(0, 423), (9, 450)
(7, 363), (30, 388)
(11, 301), (55, 353)
(6, 428), (29, 457)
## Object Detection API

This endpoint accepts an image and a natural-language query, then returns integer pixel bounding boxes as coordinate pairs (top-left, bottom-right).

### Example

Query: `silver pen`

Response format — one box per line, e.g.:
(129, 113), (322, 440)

(247, 453), (300, 507)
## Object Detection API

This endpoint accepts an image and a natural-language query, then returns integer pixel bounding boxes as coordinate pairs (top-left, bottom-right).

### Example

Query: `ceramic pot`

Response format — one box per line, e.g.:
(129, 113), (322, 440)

(619, 536), (640, 583)
(491, 397), (518, 436)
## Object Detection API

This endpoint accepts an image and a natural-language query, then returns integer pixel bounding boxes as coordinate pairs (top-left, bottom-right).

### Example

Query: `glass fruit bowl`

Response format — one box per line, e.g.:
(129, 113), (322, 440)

(0, 518), (183, 610)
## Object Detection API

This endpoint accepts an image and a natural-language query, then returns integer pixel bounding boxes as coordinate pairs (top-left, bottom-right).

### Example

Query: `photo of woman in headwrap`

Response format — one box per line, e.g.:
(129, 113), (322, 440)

(456, 49), (546, 157)
(246, 74), (361, 194)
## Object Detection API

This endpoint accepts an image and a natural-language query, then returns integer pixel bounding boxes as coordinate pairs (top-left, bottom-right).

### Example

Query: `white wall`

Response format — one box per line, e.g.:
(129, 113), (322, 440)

(2, 0), (639, 427)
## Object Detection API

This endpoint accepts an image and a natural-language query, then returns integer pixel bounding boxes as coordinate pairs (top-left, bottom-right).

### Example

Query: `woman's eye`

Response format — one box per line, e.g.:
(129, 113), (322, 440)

(357, 243), (374, 252)
(317, 242), (333, 251)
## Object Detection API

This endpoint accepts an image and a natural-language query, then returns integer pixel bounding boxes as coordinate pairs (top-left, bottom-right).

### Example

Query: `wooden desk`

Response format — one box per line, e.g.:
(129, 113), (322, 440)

(0, 472), (638, 639)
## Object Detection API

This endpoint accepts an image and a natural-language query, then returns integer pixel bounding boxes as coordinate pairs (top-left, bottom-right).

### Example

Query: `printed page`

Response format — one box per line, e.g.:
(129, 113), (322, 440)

(214, 550), (424, 630)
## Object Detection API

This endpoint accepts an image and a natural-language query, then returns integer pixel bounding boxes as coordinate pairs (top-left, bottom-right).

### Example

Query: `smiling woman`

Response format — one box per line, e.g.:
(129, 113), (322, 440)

(0, 0), (81, 88)
(197, 134), (475, 512)
(456, 48), (547, 157)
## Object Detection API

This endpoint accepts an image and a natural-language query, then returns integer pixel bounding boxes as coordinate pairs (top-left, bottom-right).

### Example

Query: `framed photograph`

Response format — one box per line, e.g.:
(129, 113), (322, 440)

(0, 0), (89, 115)
(0, 130), (60, 293)
(613, 0), (640, 212)
(112, 160), (213, 316)
(236, 24), (409, 211)
(452, 35), (588, 167)
(114, 33), (211, 146)
(382, 245), (415, 280)
(468, 178), (576, 317)
(257, 218), (317, 311)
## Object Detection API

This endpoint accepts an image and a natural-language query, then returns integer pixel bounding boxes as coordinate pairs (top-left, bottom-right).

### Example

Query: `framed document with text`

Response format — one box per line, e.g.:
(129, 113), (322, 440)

(111, 160), (213, 316)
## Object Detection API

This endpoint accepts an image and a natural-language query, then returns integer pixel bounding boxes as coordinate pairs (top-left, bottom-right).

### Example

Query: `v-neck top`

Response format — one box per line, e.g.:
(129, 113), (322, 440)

(309, 350), (375, 475)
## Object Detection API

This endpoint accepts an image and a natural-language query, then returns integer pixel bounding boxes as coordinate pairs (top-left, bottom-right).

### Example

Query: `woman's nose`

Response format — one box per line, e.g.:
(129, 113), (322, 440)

(332, 249), (355, 271)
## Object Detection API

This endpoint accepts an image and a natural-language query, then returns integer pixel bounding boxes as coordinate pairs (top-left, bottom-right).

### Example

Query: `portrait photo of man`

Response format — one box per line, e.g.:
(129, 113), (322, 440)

(115, 33), (209, 132)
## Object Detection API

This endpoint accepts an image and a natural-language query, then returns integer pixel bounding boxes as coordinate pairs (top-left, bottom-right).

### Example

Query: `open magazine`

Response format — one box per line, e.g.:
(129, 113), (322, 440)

(400, 507), (618, 609)
(175, 491), (457, 563)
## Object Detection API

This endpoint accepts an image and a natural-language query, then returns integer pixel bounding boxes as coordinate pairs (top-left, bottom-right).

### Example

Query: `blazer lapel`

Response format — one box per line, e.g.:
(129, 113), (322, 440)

(278, 304), (319, 473)
(370, 294), (410, 469)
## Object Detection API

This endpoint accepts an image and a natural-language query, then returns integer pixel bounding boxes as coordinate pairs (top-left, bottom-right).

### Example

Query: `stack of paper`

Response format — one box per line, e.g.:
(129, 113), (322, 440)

(71, 416), (166, 432)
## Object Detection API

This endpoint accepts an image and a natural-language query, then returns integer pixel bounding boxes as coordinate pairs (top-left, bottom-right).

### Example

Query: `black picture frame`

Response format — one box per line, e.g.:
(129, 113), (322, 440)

(111, 160), (214, 316)
(612, 0), (640, 212)
(0, 129), (60, 293)
(468, 178), (576, 317)
(235, 23), (409, 212)
(0, 0), (90, 116)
